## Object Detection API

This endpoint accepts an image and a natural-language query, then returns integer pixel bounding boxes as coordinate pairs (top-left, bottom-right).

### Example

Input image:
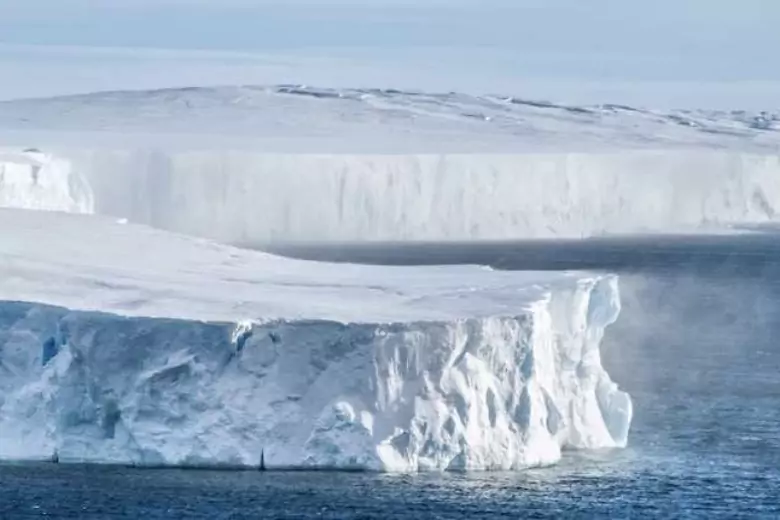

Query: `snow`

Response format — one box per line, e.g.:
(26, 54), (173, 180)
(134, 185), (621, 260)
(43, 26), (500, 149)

(0, 208), (631, 470)
(1, 86), (778, 241)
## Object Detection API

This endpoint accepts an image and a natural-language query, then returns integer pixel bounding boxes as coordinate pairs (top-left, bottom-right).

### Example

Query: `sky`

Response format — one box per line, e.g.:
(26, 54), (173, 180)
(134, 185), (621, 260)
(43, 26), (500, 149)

(0, 0), (777, 107)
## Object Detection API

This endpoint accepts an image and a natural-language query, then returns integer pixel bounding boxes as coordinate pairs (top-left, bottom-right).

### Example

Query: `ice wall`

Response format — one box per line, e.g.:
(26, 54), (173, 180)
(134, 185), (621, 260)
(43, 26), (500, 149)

(0, 276), (630, 471)
(62, 149), (780, 242)
(0, 150), (93, 214)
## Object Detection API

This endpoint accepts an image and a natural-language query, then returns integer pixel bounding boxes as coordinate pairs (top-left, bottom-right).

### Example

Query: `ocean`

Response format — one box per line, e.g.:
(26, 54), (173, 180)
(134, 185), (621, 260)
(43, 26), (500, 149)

(2, 233), (780, 519)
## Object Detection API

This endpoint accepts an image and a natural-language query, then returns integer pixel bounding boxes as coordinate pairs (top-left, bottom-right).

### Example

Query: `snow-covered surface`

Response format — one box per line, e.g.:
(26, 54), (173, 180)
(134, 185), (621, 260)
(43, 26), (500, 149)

(0, 208), (630, 470)
(0, 86), (778, 153)
(1, 86), (779, 241)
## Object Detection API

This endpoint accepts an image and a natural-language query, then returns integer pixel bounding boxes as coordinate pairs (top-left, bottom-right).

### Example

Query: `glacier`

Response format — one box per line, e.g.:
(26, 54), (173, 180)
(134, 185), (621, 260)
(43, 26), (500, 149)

(0, 86), (778, 242)
(0, 208), (631, 470)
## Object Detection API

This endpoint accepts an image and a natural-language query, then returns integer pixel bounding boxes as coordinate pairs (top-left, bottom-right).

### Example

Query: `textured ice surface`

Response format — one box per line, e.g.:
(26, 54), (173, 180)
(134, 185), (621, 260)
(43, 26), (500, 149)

(0, 209), (630, 470)
(1, 86), (779, 241)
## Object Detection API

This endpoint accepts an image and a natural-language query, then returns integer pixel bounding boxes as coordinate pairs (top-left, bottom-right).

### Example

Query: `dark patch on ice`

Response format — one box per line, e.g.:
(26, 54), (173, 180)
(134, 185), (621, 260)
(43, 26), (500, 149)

(600, 103), (645, 114)
(543, 390), (564, 435)
(666, 114), (700, 128)
(42, 337), (59, 366)
(452, 394), (469, 423)
(752, 189), (775, 218)
(747, 113), (777, 131)
(486, 389), (498, 427)
(520, 350), (534, 379)
(513, 388), (532, 429)
(102, 401), (121, 439)
(234, 327), (253, 354)
(508, 97), (594, 115)
(443, 416), (457, 436)
(275, 86), (345, 100)
(391, 431), (412, 456)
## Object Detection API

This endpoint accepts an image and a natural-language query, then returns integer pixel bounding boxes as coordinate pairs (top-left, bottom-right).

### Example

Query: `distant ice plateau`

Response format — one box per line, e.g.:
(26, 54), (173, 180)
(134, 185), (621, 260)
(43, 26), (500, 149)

(0, 85), (779, 242)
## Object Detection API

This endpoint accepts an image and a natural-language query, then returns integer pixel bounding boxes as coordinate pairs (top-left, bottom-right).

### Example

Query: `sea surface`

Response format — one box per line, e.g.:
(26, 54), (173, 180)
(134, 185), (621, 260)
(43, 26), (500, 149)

(3, 233), (780, 519)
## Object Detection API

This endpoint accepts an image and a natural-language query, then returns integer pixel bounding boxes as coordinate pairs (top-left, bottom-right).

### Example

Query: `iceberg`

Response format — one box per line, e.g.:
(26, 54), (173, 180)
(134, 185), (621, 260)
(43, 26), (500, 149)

(0, 208), (631, 470)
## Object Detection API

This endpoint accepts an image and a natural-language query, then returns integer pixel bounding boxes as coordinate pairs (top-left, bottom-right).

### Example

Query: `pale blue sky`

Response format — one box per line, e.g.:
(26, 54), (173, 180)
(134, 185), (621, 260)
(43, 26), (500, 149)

(0, 0), (777, 106)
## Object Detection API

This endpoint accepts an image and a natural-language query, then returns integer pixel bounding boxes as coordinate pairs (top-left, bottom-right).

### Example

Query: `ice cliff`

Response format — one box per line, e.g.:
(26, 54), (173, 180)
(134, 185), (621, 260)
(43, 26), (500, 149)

(3, 147), (780, 243)
(0, 209), (631, 470)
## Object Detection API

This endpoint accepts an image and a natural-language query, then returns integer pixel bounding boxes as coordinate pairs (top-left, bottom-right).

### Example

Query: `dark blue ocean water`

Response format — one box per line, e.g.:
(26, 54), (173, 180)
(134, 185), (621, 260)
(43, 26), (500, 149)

(2, 234), (780, 519)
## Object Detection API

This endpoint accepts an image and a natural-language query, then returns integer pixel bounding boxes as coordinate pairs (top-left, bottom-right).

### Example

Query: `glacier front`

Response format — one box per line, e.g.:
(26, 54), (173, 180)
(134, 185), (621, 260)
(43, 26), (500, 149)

(0, 208), (631, 470)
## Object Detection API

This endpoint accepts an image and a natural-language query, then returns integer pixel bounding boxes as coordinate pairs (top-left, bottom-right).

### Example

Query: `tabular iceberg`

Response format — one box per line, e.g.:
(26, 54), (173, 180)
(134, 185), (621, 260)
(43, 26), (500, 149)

(0, 209), (631, 470)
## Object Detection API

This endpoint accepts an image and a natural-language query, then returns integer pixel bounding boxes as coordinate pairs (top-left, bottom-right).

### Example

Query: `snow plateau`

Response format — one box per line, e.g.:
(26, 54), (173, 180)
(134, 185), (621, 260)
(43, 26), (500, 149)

(0, 209), (631, 470)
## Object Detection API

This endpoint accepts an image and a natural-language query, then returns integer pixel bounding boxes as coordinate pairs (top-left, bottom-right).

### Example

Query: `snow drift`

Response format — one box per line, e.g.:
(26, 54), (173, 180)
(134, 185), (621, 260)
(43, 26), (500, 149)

(0, 209), (631, 470)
